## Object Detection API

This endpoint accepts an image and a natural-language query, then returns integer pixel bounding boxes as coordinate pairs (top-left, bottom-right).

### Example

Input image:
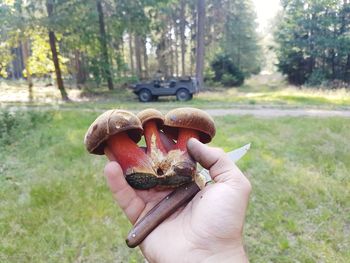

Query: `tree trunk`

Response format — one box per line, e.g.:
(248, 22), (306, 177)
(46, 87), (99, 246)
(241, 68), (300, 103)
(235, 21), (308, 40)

(75, 50), (86, 88)
(48, 31), (69, 100)
(196, 0), (205, 90)
(331, 49), (336, 79)
(113, 36), (124, 78)
(156, 32), (168, 77)
(46, 0), (69, 101)
(345, 54), (350, 82)
(120, 35), (127, 77)
(21, 40), (33, 101)
(169, 31), (174, 77)
(134, 34), (142, 79)
(96, 0), (114, 90)
(341, 0), (349, 81)
(128, 33), (135, 75)
(11, 47), (24, 79)
(308, 13), (316, 75)
(190, 4), (197, 75)
(174, 18), (179, 77)
(180, 0), (186, 76)
(142, 37), (149, 79)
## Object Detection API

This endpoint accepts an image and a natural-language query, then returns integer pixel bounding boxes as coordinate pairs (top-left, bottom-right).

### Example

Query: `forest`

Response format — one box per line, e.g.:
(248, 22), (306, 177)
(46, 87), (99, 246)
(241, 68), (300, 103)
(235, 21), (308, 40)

(0, 0), (349, 101)
(0, 0), (261, 101)
(275, 0), (350, 86)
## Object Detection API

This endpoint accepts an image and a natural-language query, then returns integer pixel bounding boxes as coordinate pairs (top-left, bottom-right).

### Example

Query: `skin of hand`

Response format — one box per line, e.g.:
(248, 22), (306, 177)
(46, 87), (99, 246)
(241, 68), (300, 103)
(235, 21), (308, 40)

(104, 138), (251, 263)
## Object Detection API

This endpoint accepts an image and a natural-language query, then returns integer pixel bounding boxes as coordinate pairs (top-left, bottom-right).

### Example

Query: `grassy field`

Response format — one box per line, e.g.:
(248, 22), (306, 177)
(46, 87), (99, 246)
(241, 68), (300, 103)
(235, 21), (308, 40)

(0, 109), (349, 262)
(1, 75), (350, 110)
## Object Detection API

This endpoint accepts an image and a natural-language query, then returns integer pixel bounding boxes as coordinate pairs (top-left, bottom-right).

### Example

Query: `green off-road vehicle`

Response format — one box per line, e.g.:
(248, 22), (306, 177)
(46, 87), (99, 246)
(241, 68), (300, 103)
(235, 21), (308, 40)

(130, 77), (198, 102)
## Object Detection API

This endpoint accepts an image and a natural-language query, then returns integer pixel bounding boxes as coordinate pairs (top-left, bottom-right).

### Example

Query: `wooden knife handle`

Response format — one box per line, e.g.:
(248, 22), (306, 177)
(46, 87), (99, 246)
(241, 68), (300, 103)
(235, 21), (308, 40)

(126, 182), (200, 248)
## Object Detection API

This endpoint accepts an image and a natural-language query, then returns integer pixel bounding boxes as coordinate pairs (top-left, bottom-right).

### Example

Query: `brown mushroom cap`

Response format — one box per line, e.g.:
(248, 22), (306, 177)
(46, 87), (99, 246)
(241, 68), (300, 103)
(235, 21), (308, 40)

(164, 107), (216, 143)
(137, 108), (164, 127)
(84, 109), (143, 155)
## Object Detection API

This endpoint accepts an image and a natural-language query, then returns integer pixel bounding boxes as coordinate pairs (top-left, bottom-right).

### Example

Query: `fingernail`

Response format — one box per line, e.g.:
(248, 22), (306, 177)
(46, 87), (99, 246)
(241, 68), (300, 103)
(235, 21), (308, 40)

(187, 138), (198, 149)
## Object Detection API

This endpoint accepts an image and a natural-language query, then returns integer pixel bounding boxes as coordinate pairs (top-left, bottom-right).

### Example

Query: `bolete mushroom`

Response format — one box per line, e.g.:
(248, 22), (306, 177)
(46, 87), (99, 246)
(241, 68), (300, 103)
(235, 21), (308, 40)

(164, 107), (216, 187)
(84, 109), (157, 189)
(137, 108), (191, 188)
(137, 108), (168, 156)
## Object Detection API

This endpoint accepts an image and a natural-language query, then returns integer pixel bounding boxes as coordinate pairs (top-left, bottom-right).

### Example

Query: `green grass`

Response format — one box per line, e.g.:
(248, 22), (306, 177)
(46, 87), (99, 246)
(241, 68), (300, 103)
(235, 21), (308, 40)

(1, 75), (350, 111)
(193, 75), (350, 108)
(1, 110), (349, 262)
(213, 116), (350, 262)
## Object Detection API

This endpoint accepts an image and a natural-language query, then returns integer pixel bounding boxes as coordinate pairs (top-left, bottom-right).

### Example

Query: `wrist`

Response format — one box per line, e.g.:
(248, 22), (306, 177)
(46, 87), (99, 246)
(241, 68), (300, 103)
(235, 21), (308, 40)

(204, 245), (248, 263)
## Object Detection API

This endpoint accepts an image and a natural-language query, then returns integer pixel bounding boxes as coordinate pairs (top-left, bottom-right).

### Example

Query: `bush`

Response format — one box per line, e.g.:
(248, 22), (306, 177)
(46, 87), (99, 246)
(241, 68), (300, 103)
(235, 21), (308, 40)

(277, 51), (310, 85)
(210, 54), (244, 87)
(306, 69), (327, 86)
(0, 111), (51, 147)
(204, 67), (215, 82)
(221, 73), (241, 87)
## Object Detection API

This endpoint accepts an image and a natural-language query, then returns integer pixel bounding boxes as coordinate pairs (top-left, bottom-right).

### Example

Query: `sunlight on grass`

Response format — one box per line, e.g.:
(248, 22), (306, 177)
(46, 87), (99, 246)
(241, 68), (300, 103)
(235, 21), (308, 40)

(0, 80), (82, 103)
(196, 86), (350, 107)
(1, 110), (349, 262)
(1, 75), (350, 110)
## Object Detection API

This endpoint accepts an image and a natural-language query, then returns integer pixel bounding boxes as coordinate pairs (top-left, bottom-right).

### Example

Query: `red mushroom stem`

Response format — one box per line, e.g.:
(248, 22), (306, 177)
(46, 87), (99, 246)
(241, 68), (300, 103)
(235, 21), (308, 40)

(143, 121), (168, 154)
(159, 131), (176, 152)
(176, 128), (200, 151)
(107, 132), (153, 173)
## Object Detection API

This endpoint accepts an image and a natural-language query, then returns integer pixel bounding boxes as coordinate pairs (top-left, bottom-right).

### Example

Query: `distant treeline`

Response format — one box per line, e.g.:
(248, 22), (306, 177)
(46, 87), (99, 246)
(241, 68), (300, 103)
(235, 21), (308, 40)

(0, 0), (261, 100)
(275, 0), (350, 86)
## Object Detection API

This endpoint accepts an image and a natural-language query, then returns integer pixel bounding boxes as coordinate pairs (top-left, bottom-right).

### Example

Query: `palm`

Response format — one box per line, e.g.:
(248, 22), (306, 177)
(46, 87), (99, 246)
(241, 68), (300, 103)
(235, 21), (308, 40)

(138, 182), (246, 262)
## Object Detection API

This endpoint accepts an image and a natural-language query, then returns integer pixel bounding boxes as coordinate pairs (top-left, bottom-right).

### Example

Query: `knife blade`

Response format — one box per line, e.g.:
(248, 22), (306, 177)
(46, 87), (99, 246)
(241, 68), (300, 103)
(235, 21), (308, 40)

(198, 143), (251, 184)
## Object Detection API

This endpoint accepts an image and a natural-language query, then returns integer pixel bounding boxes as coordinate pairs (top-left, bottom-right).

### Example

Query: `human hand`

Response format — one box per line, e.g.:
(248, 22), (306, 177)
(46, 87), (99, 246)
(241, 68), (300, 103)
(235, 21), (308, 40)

(104, 138), (251, 263)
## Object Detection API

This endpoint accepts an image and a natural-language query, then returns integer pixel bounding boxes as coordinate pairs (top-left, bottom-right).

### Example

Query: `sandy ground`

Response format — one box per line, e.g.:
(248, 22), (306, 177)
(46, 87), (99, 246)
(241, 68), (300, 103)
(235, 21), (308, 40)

(205, 108), (350, 118)
(2, 105), (350, 118)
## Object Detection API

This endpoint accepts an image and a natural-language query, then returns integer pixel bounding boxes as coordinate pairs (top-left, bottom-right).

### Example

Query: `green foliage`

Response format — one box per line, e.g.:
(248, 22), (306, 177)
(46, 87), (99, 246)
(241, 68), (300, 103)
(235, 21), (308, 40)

(0, 110), (51, 147)
(221, 73), (242, 87)
(0, 2), (17, 77)
(203, 66), (215, 81)
(204, 0), (262, 77)
(1, 0), (262, 90)
(27, 30), (68, 77)
(0, 44), (12, 77)
(114, 75), (139, 85)
(275, 0), (350, 86)
(277, 50), (310, 85)
(219, 0), (262, 76)
(210, 54), (245, 87)
(306, 69), (328, 86)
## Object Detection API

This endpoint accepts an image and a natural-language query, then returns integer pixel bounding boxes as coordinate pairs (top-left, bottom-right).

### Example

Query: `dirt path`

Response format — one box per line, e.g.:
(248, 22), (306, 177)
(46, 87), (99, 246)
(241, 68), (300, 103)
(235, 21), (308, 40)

(3, 105), (350, 118)
(205, 108), (350, 118)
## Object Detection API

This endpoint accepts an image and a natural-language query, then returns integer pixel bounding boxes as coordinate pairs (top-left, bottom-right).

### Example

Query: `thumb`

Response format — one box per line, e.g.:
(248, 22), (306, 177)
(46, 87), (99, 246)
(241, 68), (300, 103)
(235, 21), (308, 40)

(187, 138), (251, 191)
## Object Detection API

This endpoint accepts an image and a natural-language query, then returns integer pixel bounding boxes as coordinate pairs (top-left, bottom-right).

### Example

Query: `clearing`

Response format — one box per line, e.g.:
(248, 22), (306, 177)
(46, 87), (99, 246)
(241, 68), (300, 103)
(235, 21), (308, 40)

(0, 110), (349, 262)
(1, 74), (350, 111)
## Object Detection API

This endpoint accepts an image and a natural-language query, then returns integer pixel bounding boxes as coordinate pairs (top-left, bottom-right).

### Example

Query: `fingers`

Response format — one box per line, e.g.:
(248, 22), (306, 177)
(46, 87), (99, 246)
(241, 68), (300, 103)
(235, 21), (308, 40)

(104, 147), (116, 161)
(187, 138), (251, 192)
(104, 162), (146, 224)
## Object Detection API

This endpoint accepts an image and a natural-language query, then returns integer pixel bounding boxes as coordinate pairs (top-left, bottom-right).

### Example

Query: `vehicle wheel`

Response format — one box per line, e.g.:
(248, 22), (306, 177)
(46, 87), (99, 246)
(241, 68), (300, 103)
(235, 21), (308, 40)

(138, 89), (152, 102)
(152, 95), (159, 101)
(176, 89), (191, 101)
